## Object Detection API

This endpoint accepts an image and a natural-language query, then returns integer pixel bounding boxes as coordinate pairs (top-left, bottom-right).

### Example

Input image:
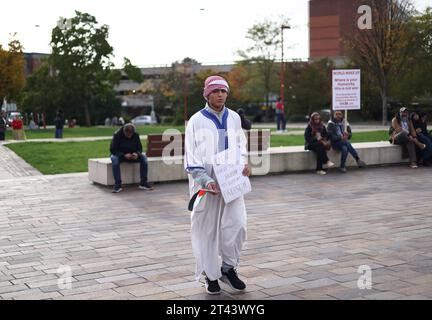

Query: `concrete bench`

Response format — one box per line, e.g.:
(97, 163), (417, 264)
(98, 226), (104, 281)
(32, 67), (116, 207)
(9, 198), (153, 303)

(88, 141), (408, 186)
(88, 156), (187, 186)
(264, 141), (408, 174)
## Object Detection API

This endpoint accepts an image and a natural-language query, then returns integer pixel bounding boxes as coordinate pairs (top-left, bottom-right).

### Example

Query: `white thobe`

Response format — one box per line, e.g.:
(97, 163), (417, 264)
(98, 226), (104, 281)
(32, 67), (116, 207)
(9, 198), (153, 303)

(185, 104), (248, 281)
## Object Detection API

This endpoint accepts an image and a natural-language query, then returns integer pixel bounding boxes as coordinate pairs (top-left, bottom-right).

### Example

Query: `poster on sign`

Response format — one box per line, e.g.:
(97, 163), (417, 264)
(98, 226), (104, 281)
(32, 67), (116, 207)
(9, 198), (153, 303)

(332, 69), (361, 111)
(211, 148), (252, 204)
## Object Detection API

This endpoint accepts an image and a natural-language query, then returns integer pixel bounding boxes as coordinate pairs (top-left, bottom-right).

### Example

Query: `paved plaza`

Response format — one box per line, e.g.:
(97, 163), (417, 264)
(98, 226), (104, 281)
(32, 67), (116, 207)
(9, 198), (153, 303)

(0, 143), (432, 300)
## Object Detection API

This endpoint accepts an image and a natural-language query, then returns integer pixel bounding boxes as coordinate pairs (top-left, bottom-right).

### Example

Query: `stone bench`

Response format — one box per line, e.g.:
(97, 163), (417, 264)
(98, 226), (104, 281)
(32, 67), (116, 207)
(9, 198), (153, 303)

(88, 141), (408, 186)
(262, 141), (408, 174)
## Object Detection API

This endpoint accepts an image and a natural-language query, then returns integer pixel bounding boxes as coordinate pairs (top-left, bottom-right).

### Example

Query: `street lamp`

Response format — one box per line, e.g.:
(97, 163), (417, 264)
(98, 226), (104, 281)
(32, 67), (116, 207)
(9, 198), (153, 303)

(280, 25), (291, 107)
(183, 62), (191, 125)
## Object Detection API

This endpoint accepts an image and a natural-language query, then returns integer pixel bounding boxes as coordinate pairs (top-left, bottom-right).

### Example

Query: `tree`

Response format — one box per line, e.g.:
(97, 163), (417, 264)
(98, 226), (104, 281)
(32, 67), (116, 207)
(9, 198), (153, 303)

(392, 7), (432, 104)
(157, 57), (201, 124)
(238, 18), (289, 119)
(0, 36), (25, 103)
(20, 12), (141, 126)
(50, 11), (118, 126)
(226, 63), (252, 102)
(123, 57), (144, 84)
(20, 63), (61, 122)
(284, 59), (334, 118)
(227, 62), (269, 105)
(347, 0), (416, 125)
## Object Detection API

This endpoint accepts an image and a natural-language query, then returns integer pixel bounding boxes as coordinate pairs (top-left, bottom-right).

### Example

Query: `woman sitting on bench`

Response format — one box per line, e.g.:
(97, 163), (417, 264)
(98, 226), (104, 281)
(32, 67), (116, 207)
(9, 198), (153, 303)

(304, 112), (334, 175)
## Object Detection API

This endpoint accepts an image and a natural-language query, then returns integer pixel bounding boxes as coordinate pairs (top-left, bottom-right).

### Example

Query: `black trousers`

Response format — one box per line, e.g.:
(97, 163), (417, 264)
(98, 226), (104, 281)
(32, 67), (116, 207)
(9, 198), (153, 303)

(307, 141), (329, 170)
(0, 131), (5, 141)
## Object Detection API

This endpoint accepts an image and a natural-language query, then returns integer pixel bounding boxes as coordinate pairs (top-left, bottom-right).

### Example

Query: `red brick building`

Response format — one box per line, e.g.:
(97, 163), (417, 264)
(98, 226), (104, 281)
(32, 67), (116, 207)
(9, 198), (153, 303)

(309, 0), (365, 60)
(23, 52), (49, 76)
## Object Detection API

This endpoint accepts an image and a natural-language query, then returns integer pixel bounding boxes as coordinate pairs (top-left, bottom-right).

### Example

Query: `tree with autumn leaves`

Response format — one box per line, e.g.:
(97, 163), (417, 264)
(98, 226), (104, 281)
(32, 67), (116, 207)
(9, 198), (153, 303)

(0, 36), (25, 104)
(237, 18), (287, 119)
(8, 7), (432, 126)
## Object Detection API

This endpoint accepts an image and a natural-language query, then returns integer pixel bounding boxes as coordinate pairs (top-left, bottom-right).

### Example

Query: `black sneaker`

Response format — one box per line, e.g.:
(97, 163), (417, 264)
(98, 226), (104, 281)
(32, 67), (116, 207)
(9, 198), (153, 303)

(112, 186), (123, 193)
(356, 159), (367, 168)
(220, 268), (246, 291)
(138, 182), (154, 190)
(205, 277), (221, 295)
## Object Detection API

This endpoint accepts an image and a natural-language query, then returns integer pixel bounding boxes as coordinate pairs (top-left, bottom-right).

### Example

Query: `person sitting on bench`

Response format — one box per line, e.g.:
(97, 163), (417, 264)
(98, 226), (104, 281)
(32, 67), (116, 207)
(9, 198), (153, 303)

(110, 123), (153, 193)
(327, 110), (366, 173)
(390, 107), (426, 169)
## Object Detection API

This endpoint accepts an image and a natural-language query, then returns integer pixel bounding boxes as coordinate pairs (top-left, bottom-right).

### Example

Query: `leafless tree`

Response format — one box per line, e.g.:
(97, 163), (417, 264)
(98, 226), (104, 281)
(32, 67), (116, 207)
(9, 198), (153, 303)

(347, 0), (416, 125)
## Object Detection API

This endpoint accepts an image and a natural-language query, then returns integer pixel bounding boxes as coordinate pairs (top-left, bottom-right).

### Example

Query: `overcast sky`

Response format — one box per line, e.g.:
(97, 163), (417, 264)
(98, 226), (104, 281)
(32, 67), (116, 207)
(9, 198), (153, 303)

(1, 0), (430, 67)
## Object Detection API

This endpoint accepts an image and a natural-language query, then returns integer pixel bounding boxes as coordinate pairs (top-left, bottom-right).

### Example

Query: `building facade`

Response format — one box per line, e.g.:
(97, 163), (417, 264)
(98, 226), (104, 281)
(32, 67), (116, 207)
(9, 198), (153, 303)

(309, 0), (366, 63)
(23, 52), (50, 76)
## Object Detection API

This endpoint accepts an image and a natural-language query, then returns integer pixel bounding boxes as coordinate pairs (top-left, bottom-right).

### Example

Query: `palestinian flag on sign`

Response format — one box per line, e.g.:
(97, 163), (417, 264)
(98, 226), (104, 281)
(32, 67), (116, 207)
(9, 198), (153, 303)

(188, 189), (209, 211)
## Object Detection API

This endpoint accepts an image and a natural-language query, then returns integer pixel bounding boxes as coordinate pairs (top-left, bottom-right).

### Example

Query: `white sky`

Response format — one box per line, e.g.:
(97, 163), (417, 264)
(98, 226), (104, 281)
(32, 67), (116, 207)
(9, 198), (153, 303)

(1, 0), (431, 67)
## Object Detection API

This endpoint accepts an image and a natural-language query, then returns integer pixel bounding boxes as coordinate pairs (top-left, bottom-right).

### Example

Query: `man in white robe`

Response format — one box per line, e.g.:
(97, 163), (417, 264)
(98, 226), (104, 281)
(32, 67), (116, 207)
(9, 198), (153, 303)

(185, 75), (251, 295)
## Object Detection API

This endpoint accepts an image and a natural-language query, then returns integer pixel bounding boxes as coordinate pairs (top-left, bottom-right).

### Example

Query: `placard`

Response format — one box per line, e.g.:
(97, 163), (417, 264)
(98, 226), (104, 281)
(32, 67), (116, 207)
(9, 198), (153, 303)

(332, 69), (361, 110)
(211, 149), (251, 204)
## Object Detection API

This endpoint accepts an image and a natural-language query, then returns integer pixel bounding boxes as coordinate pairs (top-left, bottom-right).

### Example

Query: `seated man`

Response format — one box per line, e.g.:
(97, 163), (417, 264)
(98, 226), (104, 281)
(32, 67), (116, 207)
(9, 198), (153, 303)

(390, 107), (426, 169)
(110, 123), (153, 193)
(410, 111), (432, 166)
(327, 110), (366, 173)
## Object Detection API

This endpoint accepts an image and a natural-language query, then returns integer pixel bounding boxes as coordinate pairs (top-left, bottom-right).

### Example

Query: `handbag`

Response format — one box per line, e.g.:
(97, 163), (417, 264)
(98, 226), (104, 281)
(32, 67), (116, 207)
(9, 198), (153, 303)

(320, 139), (331, 151)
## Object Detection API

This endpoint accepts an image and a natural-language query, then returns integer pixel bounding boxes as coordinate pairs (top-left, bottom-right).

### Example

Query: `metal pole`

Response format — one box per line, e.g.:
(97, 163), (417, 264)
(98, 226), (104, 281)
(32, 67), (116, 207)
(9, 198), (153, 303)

(183, 64), (188, 124)
(280, 25), (290, 107)
(344, 109), (348, 134)
(280, 26), (284, 106)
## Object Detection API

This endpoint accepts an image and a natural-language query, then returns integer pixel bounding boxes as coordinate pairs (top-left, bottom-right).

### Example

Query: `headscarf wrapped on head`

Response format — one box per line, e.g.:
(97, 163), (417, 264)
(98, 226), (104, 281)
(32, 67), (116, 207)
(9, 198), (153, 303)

(309, 112), (324, 135)
(203, 75), (230, 101)
(399, 107), (409, 119)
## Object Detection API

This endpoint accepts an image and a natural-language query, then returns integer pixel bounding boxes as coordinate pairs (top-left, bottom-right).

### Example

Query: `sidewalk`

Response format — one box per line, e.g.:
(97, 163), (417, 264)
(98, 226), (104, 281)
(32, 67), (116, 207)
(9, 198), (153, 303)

(1, 166), (432, 300)
(0, 144), (42, 179)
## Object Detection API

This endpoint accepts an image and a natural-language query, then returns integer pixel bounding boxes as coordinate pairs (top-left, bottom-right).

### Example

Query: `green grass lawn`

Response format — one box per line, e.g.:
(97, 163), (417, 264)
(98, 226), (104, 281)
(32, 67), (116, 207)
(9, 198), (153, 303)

(270, 130), (389, 147)
(4, 125), (184, 140)
(6, 140), (147, 174)
(6, 131), (389, 174)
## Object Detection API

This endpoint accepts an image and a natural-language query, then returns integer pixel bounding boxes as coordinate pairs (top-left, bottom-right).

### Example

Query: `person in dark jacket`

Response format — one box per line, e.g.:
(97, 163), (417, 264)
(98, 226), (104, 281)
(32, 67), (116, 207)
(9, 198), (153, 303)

(412, 112), (432, 143)
(237, 108), (252, 130)
(304, 112), (334, 175)
(411, 111), (432, 166)
(0, 110), (6, 141)
(110, 123), (153, 193)
(327, 110), (366, 173)
(54, 110), (64, 139)
(420, 112), (432, 135)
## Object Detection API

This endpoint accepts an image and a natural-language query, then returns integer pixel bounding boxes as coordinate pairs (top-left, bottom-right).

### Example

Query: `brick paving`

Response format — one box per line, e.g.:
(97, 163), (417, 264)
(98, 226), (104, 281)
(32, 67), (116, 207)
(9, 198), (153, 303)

(0, 144), (42, 179)
(0, 161), (432, 300)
